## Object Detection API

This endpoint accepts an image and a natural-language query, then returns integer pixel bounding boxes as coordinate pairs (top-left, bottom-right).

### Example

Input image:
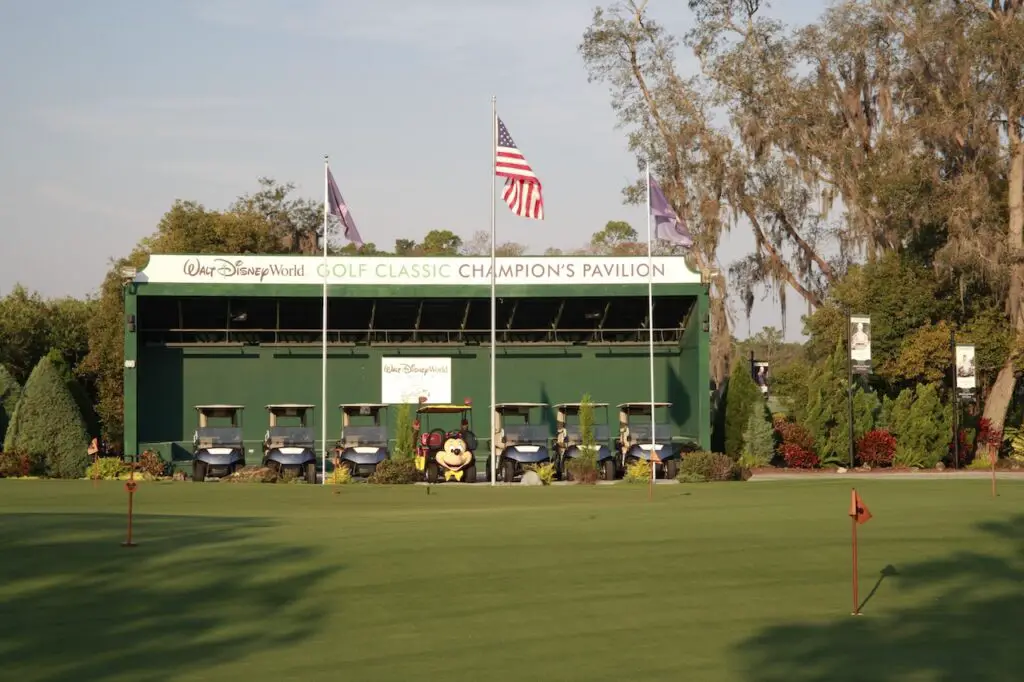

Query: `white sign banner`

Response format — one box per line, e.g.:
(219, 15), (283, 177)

(956, 344), (976, 392)
(381, 357), (452, 404)
(850, 315), (871, 374)
(136, 255), (702, 286)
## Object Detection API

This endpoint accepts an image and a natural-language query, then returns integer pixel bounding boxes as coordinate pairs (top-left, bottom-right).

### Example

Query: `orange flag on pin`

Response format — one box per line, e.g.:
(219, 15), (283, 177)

(849, 489), (872, 525)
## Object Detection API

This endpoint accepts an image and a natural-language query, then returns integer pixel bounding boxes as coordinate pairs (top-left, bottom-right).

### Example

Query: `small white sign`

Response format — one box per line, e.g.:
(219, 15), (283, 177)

(381, 357), (452, 404)
(956, 344), (976, 392)
(850, 315), (872, 374)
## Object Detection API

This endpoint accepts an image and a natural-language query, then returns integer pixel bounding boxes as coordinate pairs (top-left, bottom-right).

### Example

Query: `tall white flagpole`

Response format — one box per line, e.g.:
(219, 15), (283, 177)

(490, 95), (498, 486)
(321, 155), (329, 485)
(646, 161), (657, 488)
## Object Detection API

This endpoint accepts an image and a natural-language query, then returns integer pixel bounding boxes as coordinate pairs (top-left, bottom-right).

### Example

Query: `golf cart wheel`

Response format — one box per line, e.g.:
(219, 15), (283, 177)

(463, 461), (477, 483)
(664, 459), (679, 481)
(601, 459), (616, 481)
(502, 459), (516, 483)
(426, 460), (439, 484)
(192, 461), (207, 482)
(304, 462), (317, 484)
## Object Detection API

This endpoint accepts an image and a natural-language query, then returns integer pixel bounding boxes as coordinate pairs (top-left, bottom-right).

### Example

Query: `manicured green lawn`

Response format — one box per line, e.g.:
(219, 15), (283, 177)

(0, 479), (1020, 682)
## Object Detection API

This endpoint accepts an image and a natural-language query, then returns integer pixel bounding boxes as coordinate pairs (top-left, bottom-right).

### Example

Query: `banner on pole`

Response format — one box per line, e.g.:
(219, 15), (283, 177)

(955, 344), (976, 394)
(752, 360), (769, 395)
(850, 315), (872, 375)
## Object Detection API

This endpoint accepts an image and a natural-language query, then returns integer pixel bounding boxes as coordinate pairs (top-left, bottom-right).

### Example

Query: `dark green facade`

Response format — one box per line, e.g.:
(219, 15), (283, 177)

(123, 255), (711, 466)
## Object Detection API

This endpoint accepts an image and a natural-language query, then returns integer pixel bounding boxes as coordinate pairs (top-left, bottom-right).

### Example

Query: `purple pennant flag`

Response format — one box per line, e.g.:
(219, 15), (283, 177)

(327, 167), (364, 246)
(649, 174), (693, 247)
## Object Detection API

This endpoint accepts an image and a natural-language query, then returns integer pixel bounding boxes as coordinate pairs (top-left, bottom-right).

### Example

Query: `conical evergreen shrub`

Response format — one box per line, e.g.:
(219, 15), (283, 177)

(3, 356), (90, 478)
(724, 358), (763, 458)
(0, 364), (21, 444)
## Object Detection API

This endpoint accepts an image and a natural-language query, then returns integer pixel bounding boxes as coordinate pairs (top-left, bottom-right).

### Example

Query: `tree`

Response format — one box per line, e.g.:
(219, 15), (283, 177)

(802, 343), (880, 465)
(741, 401), (775, 467)
(580, 2), (734, 383)
(230, 177), (324, 254)
(723, 357), (763, 458)
(460, 230), (528, 256)
(874, 0), (1024, 433)
(3, 356), (90, 478)
(589, 220), (643, 255)
(0, 365), (21, 445)
(419, 230), (462, 255)
(0, 286), (50, 384)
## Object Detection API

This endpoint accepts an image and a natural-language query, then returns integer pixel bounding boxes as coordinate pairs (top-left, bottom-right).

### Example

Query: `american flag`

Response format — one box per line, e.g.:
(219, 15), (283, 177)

(495, 116), (544, 220)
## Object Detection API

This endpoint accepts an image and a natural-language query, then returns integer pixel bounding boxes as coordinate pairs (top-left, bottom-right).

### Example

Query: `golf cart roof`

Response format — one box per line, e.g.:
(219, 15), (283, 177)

(554, 402), (610, 409)
(618, 402), (672, 409)
(495, 402), (549, 408)
(194, 404), (244, 411)
(416, 404), (471, 414)
(265, 403), (315, 409)
(339, 403), (388, 409)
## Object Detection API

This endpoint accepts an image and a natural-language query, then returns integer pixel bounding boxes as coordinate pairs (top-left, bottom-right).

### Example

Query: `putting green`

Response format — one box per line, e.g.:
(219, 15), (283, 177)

(0, 478), (1020, 681)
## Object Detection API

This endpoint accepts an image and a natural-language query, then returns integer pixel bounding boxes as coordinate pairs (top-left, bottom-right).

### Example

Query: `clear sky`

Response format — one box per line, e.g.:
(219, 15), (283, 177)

(0, 0), (826, 340)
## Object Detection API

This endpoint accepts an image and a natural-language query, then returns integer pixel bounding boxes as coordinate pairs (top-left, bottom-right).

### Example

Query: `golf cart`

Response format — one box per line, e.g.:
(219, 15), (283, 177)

(554, 402), (617, 481)
(413, 401), (478, 483)
(491, 403), (552, 483)
(191, 405), (246, 482)
(336, 403), (390, 477)
(262, 404), (318, 484)
(618, 402), (681, 479)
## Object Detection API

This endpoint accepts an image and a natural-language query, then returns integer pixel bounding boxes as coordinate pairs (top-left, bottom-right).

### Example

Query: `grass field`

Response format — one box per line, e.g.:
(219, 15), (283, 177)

(1, 479), (1021, 682)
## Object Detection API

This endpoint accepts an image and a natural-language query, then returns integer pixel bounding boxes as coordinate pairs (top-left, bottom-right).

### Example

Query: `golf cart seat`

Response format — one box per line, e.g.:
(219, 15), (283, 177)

(500, 424), (550, 464)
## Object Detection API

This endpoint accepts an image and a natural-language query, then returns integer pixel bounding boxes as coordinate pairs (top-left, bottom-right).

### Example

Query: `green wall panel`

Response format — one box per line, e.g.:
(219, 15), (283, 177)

(136, 343), (706, 464)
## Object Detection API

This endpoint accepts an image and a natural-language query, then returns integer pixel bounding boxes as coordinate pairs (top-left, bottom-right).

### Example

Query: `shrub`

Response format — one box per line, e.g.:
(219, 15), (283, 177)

(948, 429), (973, 467)
(393, 403), (414, 459)
(724, 359), (763, 458)
(0, 450), (45, 478)
(367, 458), (419, 484)
(3, 357), (90, 478)
(679, 451), (737, 482)
(892, 445), (928, 469)
(569, 394), (599, 482)
(740, 403), (774, 468)
(86, 457), (128, 480)
(526, 462), (557, 485)
(623, 458), (653, 483)
(780, 444), (819, 469)
(774, 419), (815, 453)
(327, 462), (353, 485)
(857, 429), (897, 467)
(137, 450), (167, 477)
(976, 417), (1002, 451)
(223, 466), (278, 483)
(883, 384), (951, 468)
(0, 365), (22, 444)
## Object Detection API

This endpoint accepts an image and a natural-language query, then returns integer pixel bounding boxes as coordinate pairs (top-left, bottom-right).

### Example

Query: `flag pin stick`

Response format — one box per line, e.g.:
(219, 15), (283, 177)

(849, 488), (871, 615)
(989, 445), (998, 498)
(121, 458), (138, 548)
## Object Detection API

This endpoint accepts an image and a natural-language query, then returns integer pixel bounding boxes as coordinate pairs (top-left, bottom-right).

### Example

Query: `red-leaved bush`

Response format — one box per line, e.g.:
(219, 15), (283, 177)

(774, 419), (815, 452)
(780, 444), (820, 469)
(976, 418), (1002, 449)
(948, 429), (972, 467)
(857, 429), (897, 467)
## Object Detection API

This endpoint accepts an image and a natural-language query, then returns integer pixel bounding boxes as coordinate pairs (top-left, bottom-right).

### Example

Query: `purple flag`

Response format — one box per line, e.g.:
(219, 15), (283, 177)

(327, 167), (364, 246)
(649, 174), (693, 247)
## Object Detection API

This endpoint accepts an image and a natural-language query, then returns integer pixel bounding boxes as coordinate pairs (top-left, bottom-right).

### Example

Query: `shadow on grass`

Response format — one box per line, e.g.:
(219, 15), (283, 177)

(0, 512), (337, 682)
(734, 515), (1024, 682)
